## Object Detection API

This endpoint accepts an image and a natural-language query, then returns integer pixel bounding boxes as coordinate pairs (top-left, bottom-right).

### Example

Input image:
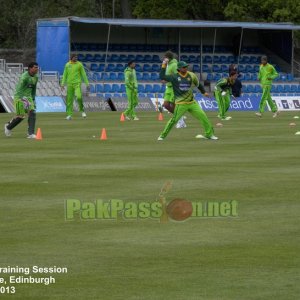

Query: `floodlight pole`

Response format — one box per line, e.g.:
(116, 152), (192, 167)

(200, 28), (203, 79)
(178, 29), (181, 60)
(237, 27), (244, 66)
(104, 24), (111, 73)
(212, 28), (217, 72)
(291, 30), (294, 75)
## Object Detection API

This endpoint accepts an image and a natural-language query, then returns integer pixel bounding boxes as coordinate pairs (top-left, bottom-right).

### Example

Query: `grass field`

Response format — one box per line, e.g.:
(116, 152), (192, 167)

(0, 111), (299, 300)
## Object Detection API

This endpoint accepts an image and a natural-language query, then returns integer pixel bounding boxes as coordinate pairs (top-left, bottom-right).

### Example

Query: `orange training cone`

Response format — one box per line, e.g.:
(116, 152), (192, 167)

(120, 113), (125, 122)
(100, 128), (107, 140)
(36, 128), (43, 140)
(158, 113), (164, 121)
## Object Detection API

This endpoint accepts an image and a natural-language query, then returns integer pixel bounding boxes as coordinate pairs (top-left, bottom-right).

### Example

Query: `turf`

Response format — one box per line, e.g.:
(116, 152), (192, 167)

(0, 111), (299, 300)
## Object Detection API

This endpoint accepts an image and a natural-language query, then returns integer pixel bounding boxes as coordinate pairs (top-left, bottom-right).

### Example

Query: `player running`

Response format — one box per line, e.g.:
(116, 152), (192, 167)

(158, 59), (218, 141)
(4, 62), (39, 138)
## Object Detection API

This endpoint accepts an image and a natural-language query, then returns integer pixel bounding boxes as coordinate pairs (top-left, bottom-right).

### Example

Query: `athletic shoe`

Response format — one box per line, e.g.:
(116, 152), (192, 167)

(195, 134), (219, 140)
(82, 112), (87, 118)
(157, 136), (164, 141)
(4, 123), (11, 137)
(66, 115), (72, 120)
(255, 112), (262, 117)
(27, 134), (37, 139)
(133, 117), (139, 121)
(176, 117), (187, 128)
(273, 111), (280, 118)
(221, 116), (232, 121)
(125, 116), (131, 121)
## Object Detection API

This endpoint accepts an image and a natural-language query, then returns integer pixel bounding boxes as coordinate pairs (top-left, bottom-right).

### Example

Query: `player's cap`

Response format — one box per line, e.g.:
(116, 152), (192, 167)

(177, 61), (189, 69)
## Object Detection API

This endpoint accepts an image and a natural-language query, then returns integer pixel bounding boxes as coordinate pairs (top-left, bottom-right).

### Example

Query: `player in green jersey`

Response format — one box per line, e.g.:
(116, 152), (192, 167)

(214, 71), (238, 121)
(162, 51), (187, 129)
(124, 61), (139, 120)
(4, 62), (39, 138)
(61, 54), (89, 120)
(256, 56), (279, 117)
(158, 60), (218, 141)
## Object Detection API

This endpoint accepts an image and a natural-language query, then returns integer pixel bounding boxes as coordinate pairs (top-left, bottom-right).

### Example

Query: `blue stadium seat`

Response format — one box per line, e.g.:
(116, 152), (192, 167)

(152, 55), (161, 63)
(291, 85), (298, 93)
(283, 85), (291, 93)
(181, 55), (188, 62)
(245, 65), (254, 73)
(246, 85), (255, 93)
(251, 73), (258, 81)
(202, 65), (210, 72)
(287, 73), (294, 81)
(276, 85), (284, 93)
(117, 73), (124, 81)
(90, 63), (99, 72)
(94, 54), (104, 62)
(228, 56), (236, 63)
(120, 84), (126, 93)
(144, 55), (152, 62)
(101, 73), (109, 81)
(238, 65), (246, 72)
(143, 64), (152, 72)
(206, 73), (213, 81)
(152, 64), (160, 72)
(189, 55), (197, 63)
(111, 84), (120, 93)
(193, 65), (200, 72)
(144, 84), (153, 93)
(244, 73), (252, 81)
(138, 85), (145, 93)
(127, 54), (135, 61)
(110, 54), (120, 62)
(280, 74), (287, 81)
(254, 65), (259, 72)
(116, 64), (125, 72)
(119, 54), (128, 62)
(203, 56), (212, 63)
(89, 84), (96, 93)
(203, 45), (213, 53)
(103, 84), (112, 93)
(142, 73), (151, 81)
(106, 64), (116, 72)
(221, 65), (228, 73)
(136, 73), (143, 81)
(213, 74), (221, 81)
(240, 56), (250, 64)
(109, 73), (118, 81)
(153, 84), (162, 93)
(151, 73), (159, 81)
(92, 72), (101, 81)
(135, 64), (142, 72)
(136, 54), (144, 62)
(85, 54), (94, 62)
(220, 56), (228, 63)
(77, 54), (86, 62)
(212, 65), (221, 73)
(96, 84), (104, 93)
(250, 56), (259, 64)
(213, 56), (220, 63)
(255, 85), (262, 93)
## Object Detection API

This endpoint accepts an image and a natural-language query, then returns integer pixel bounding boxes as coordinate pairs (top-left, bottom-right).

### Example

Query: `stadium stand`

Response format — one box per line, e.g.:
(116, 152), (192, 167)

(0, 43), (299, 102)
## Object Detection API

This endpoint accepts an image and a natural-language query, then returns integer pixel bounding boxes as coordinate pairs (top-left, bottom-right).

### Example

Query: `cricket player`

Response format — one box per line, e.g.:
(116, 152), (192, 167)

(162, 51), (186, 128)
(124, 61), (139, 120)
(158, 60), (218, 141)
(256, 56), (279, 117)
(214, 71), (238, 121)
(61, 54), (89, 120)
(4, 62), (39, 138)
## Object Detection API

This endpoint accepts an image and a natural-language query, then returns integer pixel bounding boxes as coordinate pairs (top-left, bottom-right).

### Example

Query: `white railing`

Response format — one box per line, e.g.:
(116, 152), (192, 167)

(5, 63), (23, 74)
(40, 71), (60, 81)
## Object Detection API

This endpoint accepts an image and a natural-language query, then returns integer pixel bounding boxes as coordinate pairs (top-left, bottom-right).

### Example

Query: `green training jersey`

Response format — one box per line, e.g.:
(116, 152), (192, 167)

(124, 67), (138, 90)
(214, 78), (234, 94)
(160, 67), (205, 104)
(258, 63), (278, 86)
(14, 71), (38, 100)
(165, 58), (178, 88)
(61, 61), (89, 85)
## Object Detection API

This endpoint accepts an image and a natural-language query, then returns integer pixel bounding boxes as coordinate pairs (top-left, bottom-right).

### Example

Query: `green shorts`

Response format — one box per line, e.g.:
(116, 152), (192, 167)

(14, 97), (35, 115)
(164, 87), (175, 103)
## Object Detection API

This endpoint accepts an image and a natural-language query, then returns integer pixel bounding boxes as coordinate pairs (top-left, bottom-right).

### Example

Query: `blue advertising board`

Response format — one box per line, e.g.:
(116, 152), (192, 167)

(35, 97), (66, 112)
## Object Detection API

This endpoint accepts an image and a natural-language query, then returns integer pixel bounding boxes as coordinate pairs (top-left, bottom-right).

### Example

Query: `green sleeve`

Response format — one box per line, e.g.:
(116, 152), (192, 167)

(160, 67), (174, 83)
(125, 69), (133, 89)
(61, 64), (67, 86)
(270, 65), (278, 80)
(80, 63), (89, 85)
(258, 66), (262, 81)
(190, 72), (205, 94)
(32, 77), (38, 100)
(215, 78), (227, 92)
